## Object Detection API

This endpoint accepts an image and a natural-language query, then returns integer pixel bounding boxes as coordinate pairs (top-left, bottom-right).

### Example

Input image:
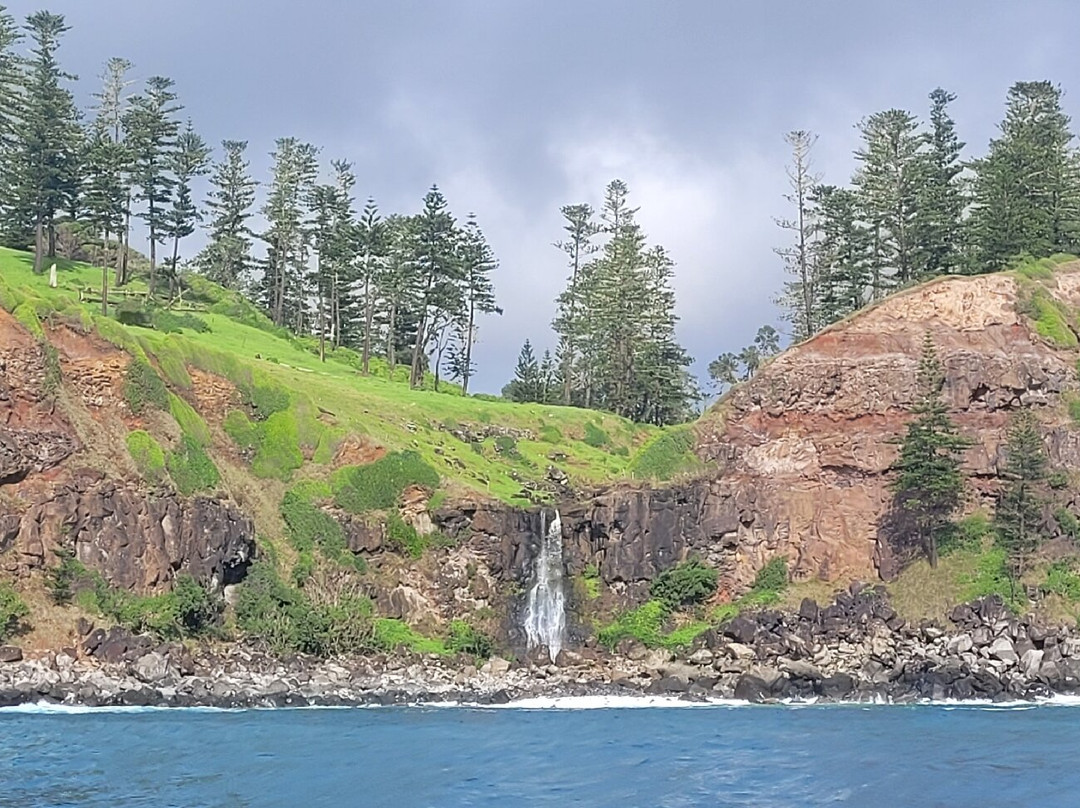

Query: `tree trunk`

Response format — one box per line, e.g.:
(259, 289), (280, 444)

(318, 261), (326, 363)
(386, 303), (396, 372)
(462, 303), (476, 396)
(33, 218), (44, 274)
(101, 231), (110, 317)
(361, 277), (373, 375)
(170, 234), (181, 303)
(118, 199), (130, 286)
(148, 205), (158, 297)
(410, 309), (427, 388)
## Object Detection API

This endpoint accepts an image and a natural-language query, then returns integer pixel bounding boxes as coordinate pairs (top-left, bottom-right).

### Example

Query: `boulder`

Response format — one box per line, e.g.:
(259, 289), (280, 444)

(733, 674), (770, 703)
(781, 659), (823, 681)
(988, 637), (1018, 666)
(723, 616), (758, 645)
(0, 645), (22, 663)
(133, 652), (168, 683)
(819, 673), (854, 699)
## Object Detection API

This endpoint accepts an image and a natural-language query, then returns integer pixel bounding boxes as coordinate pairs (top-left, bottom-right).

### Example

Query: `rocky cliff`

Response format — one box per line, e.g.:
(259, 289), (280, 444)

(0, 308), (255, 595)
(447, 268), (1080, 612)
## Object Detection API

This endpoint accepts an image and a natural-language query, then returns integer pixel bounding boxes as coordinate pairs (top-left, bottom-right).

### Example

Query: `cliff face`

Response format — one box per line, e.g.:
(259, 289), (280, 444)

(0, 309), (255, 594)
(449, 269), (1080, 606)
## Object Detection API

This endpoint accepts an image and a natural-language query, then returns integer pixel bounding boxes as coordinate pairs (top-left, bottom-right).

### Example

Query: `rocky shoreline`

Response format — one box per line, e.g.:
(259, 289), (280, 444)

(2, 587), (1079, 708)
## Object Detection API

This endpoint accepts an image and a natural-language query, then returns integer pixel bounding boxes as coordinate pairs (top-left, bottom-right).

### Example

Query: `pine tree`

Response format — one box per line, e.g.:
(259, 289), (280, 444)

(707, 352), (739, 394)
(853, 109), (927, 296)
(810, 184), (871, 325)
(970, 81), (1080, 269)
(198, 139), (256, 289)
(379, 214), (418, 373)
(912, 88), (966, 278)
(355, 197), (387, 373)
(505, 339), (541, 403)
(14, 10), (82, 272)
(0, 7), (22, 245)
(456, 213), (500, 395)
(754, 325), (781, 356)
(994, 408), (1048, 595)
(552, 203), (599, 404)
(776, 130), (823, 341)
(91, 57), (133, 285)
(737, 345), (761, 380)
(408, 185), (460, 388)
(81, 119), (126, 314)
(125, 75), (181, 295)
(889, 334), (970, 567)
(260, 137), (318, 326)
(162, 121), (210, 299)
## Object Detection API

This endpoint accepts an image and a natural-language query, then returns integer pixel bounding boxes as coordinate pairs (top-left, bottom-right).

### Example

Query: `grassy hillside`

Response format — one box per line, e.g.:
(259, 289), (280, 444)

(0, 247), (662, 509)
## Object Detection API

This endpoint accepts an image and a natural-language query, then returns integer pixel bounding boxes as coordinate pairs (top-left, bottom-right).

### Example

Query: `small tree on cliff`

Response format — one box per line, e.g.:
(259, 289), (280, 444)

(994, 408), (1048, 596)
(890, 333), (970, 567)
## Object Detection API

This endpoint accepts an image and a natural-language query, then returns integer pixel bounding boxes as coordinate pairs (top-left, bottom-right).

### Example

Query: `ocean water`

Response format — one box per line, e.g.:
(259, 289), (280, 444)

(1, 698), (1078, 807)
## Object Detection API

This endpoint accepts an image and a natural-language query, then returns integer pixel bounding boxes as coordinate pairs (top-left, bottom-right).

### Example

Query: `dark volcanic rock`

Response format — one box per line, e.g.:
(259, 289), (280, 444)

(0, 645), (22, 663)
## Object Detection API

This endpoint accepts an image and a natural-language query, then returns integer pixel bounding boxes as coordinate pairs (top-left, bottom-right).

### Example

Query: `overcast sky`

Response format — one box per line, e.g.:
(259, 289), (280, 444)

(7, 1), (1080, 392)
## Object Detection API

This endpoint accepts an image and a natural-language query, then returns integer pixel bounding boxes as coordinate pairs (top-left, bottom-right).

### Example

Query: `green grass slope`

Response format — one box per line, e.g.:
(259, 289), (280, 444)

(0, 247), (659, 507)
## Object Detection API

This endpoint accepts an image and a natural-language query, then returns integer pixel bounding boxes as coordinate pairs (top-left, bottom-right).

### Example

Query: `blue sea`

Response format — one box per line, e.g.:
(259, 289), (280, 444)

(1, 697), (1077, 807)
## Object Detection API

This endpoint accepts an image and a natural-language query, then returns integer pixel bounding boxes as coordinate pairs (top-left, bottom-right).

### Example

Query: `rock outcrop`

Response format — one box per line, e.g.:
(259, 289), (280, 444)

(10, 471), (254, 592)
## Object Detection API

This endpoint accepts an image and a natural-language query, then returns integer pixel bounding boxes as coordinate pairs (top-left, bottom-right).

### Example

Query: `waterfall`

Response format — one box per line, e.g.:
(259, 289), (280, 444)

(524, 509), (566, 662)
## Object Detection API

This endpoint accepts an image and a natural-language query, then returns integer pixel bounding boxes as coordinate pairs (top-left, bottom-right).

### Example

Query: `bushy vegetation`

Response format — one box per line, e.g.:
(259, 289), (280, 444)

(939, 511), (994, 556)
(123, 359), (170, 415)
(580, 564), (601, 600)
(447, 620), (494, 659)
(597, 600), (707, 651)
(649, 559), (718, 609)
(239, 378), (291, 421)
(280, 489), (361, 574)
(79, 572), (219, 639)
(583, 421), (610, 448)
(1019, 285), (1079, 348)
(1044, 559), (1080, 601)
(0, 579), (29, 642)
(628, 425), (700, 480)
(223, 409), (261, 450)
(126, 430), (167, 484)
(235, 562), (375, 657)
(960, 548), (1026, 613)
(373, 618), (449, 655)
(331, 451), (439, 513)
(166, 435), (220, 495)
(46, 548), (82, 605)
(251, 409), (304, 481)
(152, 309), (210, 334)
(385, 512), (427, 558)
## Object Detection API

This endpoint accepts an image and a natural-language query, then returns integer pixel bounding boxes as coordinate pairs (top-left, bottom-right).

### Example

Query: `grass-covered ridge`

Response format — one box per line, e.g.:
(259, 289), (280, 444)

(0, 246), (661, 508)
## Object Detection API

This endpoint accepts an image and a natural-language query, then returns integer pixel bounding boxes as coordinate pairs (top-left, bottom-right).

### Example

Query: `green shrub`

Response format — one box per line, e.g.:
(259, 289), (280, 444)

(126, 430), (167, 484)
(152, 309), (210, 334)
(447, 620), (494, 659)
(1025, 288), (1078, 348)
(598, 600), (667, 649)
(169, 393), (211, 446)
(290, 479), (333, 501)
(240, 378), (290, 421)
(1056, 507), (1080, 541)
(385, 512), (427, 559)
(280, 489), (362, 571)
(1068, 396), (1080, 426)
(1045, 559), (1080, 601)
(939, 511), (993, 556)
(539, 424), (563, 443)
(1015, 255), (1056, 280)
(124, 359), (170, 415)
(961, 548), (1025, 612)
(331, 451), (440, 513)
(581, 564), (601, 600)
(0, 580), (28, 642)
(251, 409), (303, 481)
(373, 618), (448, 655)
(583, 422), (610, 448)
(650, 560), (718, 609)
(166, 435), (220, 495)
(115, 299), (152, 328)
(81, 572), (218, 640)
(1049, 470), (1071, 490)
(628, 425), (700, 480)
(751, 557), (789, 594)
(493, 435), (520, 458)
(46, 548), (83, 606)
(235, 561), (375, 656)
(223, 410), (260, 450)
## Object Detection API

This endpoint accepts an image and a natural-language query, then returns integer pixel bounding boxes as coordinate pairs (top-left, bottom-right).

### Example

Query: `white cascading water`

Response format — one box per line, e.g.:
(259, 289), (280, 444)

(524, 509), (566, 662)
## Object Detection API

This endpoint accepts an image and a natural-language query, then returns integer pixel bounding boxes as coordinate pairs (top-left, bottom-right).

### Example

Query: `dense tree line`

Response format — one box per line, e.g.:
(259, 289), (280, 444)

(0, 6), (502, 392)
(775, 81), (1080, 342)
(506, 180), (697, 426)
